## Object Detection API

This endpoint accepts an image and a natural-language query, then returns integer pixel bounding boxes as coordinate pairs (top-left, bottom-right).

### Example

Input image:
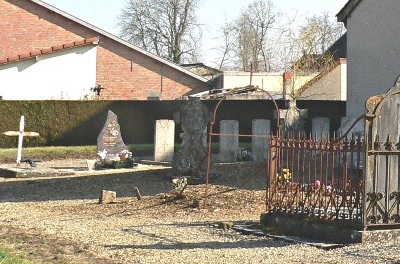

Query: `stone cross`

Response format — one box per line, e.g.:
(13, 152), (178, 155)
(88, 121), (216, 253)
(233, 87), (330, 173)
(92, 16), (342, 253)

(2, 115), (39, 165)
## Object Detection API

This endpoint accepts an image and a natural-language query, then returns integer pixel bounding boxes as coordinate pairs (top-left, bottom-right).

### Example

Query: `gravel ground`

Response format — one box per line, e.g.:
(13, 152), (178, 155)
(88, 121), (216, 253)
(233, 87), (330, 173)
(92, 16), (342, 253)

(0, 159), (400, 263)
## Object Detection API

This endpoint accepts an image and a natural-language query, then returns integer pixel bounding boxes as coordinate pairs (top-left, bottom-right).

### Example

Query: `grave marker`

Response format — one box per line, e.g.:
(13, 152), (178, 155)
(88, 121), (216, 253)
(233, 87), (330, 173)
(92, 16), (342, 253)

(154, 119), (175, 162)
(219, 120), (239, 162)
(96, 110), (133, 168)
(2, 115), (40, 165)
(252, 119), (270, 160)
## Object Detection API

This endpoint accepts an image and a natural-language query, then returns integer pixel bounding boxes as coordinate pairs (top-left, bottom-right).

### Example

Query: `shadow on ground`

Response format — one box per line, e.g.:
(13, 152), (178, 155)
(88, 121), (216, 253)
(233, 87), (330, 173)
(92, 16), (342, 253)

(104, 221), (288, 250)
(0, 169), (174, 203)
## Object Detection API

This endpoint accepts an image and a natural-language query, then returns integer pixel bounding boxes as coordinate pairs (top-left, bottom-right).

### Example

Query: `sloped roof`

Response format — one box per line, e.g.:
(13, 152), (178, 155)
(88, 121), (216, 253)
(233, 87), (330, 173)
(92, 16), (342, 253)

(337, 0), (363, 24)
(0, 37), (99, 65)
(327, 32), (347, 59)
(296, 58), (346, 97)
(25, 0), (208, 83)
(181, 63), (222, 80)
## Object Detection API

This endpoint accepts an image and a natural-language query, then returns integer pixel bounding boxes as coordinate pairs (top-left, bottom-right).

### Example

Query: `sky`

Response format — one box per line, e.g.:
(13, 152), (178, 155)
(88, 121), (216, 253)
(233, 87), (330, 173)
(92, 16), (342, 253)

(41, 0), (349, 66)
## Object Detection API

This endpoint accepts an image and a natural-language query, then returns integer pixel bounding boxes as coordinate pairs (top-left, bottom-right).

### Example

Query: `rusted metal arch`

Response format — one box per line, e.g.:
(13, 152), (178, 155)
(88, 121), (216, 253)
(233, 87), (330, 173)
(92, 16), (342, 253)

(203, 86), (282, 206)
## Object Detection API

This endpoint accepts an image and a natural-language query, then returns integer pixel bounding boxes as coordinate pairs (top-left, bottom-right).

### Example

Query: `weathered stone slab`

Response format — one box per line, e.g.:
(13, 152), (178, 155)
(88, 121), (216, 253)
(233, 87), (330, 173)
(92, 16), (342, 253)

(312, 117), (330, 140)
(219, 120), (239, 162)
(99, 190), (116, 204)
(252, 119), (270, 161)
(97, 110), (128, 155)
(154, 120), (175, 162)
(0, 167), (76, 178)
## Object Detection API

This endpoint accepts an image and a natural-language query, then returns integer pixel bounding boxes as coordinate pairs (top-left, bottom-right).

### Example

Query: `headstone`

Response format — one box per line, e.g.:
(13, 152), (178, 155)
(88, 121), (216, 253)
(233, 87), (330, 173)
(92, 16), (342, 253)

(219, 120), (239, 162)
(172, 99), (212, 174)
(284, 100), (306, 134)
(312, 117), (330, 140)
(99, 190), (116, 204)
(154, 119), (175, 162)
(252, 119), (271, 160)
(97, 110), (128, 154)
(96, 110), (133, 168)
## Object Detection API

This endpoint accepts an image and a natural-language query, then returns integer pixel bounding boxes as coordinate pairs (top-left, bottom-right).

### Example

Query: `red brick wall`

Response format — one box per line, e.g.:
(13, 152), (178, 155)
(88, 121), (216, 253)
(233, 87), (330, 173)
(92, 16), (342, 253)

(1, 0), (209, 100)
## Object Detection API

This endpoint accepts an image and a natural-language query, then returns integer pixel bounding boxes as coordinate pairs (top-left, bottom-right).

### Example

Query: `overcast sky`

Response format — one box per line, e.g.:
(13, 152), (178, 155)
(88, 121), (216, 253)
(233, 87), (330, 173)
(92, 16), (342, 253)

(41, 0), (349, 65)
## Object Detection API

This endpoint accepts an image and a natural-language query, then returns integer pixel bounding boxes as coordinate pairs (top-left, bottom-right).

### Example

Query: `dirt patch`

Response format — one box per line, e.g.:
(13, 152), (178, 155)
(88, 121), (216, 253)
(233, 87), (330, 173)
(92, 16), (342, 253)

(0, 225), (113, 264)
(0, 160), (268, 263)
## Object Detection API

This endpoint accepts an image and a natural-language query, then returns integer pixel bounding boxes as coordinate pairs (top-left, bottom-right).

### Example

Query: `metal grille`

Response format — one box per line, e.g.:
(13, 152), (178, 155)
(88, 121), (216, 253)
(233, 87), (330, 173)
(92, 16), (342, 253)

(267, 133), (363, 227)
(364, 86), (400, 229)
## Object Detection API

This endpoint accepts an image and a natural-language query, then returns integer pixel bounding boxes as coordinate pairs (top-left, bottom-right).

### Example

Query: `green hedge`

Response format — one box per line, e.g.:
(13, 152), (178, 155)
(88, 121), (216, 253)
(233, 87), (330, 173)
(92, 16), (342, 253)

(0, 101), (111, 148)
(0, 100), (342, 148)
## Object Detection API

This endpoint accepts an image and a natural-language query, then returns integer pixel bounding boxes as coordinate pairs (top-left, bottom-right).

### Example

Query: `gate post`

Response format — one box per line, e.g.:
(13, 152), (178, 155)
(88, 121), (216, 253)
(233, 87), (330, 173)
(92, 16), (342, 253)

(267, 135), (278, 210)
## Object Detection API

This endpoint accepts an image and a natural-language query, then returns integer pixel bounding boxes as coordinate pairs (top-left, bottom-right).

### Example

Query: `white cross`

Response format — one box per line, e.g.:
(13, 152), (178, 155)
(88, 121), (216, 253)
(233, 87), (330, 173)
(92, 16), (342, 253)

(2, 115), (40, 165)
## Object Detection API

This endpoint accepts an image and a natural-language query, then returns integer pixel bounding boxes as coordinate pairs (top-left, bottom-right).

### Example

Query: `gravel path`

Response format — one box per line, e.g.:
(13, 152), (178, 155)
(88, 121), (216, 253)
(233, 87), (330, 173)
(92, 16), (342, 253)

(0, 159), (400, 263)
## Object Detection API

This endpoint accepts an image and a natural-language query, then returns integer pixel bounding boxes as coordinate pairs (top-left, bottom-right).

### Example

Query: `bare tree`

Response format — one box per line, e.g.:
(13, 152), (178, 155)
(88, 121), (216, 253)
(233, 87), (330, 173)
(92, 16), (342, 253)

(117, 0), (201, 64)
(271, 11), (345, 99)
(213, 20), (238, 71)
(216, 0), (279, 71)
(298, 12), (344, 58)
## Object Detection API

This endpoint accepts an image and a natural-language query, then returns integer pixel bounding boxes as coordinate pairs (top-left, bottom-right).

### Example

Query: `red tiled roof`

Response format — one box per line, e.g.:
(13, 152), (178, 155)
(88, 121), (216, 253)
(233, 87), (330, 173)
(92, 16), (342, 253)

(0, 37), (99, 65)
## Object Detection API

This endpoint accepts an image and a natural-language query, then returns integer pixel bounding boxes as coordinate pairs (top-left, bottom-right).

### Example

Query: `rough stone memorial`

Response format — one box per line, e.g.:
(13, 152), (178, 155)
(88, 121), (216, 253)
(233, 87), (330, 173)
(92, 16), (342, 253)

(172, 99), (212, 175)
(96, 110), (134, 169)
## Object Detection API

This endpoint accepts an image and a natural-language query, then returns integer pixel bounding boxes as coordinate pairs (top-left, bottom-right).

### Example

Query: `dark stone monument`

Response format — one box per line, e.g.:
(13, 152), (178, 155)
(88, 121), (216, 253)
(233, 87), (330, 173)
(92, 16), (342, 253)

(172, 99), (212, 175)
(96, 110), (133, 169)
(97, 110), (128, 154)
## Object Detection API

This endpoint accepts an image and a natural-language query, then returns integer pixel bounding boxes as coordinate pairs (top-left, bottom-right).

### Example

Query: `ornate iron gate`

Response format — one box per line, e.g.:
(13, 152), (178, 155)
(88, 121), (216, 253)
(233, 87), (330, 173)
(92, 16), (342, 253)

(266, 81), (400, 231)
(267, 132), (363, 227)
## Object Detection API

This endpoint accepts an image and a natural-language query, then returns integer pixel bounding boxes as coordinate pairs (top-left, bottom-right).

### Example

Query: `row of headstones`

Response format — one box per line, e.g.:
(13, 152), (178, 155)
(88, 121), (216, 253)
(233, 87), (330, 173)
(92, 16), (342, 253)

(154, 117), (330, 162)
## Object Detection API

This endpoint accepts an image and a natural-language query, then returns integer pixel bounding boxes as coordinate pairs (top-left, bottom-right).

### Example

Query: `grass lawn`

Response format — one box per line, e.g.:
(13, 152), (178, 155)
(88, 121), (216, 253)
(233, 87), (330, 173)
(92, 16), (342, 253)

(0, 144), (154, 163)
(0, 248), (32, 264)
(0, 143), (252, 163)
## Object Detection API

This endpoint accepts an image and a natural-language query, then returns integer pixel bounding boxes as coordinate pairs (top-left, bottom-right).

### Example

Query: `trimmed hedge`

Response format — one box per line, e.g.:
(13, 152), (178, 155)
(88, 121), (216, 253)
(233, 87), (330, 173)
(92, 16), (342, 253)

(0, 100), (345, 148)
(0, 101), (110, 147)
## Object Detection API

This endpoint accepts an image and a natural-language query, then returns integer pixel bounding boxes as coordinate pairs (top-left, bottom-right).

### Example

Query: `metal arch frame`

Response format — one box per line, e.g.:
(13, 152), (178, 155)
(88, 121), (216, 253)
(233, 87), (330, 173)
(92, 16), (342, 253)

(203, 86), (282, 206)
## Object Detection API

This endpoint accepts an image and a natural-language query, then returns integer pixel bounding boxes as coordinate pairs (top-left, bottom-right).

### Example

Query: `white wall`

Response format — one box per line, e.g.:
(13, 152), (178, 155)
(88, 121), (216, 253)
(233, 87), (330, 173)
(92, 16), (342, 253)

(346, 0), (400, 118)
(223, 72), (283, 93)
(222, 71), (315, 96)
(299, 59), (347, 101)
(0, 45), (97, 100)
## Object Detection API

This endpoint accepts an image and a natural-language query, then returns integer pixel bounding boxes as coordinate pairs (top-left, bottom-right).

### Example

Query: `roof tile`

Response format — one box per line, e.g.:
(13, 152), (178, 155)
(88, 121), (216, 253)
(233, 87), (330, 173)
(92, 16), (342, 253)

(41, 47), (53, 54)
(52, 44), (63, 51)
(0, 37), (99, 65)
(19, 53), (31, 59)
(63, 42), (74, 49)
(30, 50), (42, 56)
(74, 40), (85, 46)
(85, 37), (99, 44)
(8, 55), (19, 61)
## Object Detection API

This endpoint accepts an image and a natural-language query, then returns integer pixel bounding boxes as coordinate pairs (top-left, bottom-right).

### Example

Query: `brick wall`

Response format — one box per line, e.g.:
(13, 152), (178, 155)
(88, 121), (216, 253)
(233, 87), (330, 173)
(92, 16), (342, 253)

(1, 0), (209, 100)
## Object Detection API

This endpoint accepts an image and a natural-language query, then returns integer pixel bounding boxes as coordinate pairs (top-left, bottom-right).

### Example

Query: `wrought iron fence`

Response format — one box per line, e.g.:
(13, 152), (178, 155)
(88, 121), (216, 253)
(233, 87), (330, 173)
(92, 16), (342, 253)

(267, 132), (363, 227)
(364, 86), (400, 229)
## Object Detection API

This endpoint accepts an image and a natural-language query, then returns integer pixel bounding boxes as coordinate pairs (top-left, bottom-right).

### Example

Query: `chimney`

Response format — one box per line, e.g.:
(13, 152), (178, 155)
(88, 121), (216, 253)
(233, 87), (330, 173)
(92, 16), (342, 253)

(282, 72), (292, 100)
